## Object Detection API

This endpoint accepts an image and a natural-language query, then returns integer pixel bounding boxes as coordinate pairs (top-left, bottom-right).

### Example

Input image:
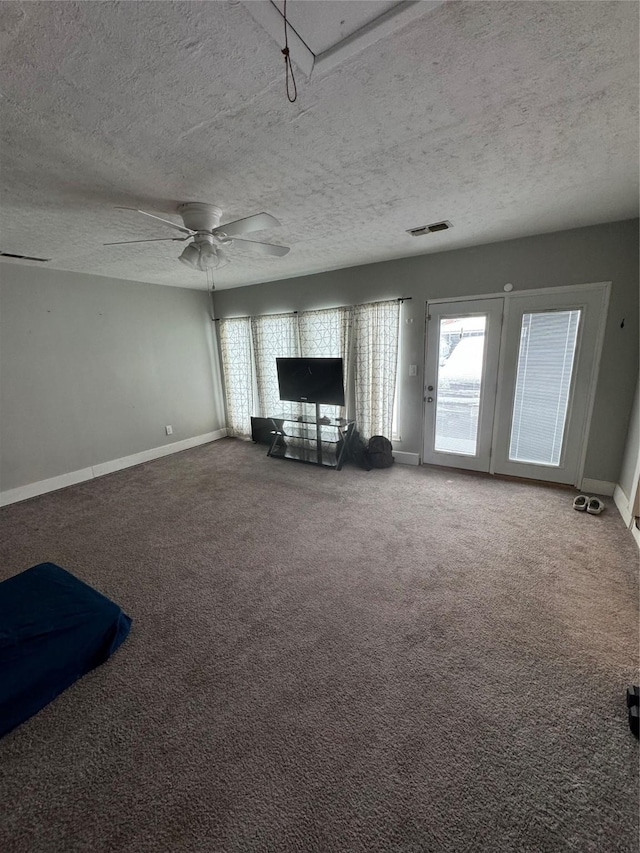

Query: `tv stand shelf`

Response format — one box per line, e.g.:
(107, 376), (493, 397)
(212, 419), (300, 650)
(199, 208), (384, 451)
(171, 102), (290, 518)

(267, 405), (354, 469)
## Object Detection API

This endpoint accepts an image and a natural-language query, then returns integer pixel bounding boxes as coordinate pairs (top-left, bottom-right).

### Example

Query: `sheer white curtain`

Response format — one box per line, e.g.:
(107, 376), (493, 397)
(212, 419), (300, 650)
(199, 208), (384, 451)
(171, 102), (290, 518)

(219, 302), (398, 440)
(218, 317), (253, 437)
(354, 300), (400, 440)
(251, 312), (301, 419)
(298, 306), (352, 419)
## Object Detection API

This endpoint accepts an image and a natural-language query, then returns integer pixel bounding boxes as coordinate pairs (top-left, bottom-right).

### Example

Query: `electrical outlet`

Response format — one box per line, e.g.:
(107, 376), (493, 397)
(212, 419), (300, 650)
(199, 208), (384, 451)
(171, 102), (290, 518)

(409, 364), (417, 377)
(165, 425), (173, 436)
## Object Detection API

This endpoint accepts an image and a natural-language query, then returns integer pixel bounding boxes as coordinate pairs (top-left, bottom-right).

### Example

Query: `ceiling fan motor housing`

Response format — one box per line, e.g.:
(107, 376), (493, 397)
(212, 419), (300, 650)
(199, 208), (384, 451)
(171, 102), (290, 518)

(176, 204), (231, 271)
(177, 202), (223, 233)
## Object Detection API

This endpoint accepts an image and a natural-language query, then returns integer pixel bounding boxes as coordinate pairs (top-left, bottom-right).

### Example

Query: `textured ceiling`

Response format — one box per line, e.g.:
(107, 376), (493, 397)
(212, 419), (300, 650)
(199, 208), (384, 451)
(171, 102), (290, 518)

(0, 0), (638, 291)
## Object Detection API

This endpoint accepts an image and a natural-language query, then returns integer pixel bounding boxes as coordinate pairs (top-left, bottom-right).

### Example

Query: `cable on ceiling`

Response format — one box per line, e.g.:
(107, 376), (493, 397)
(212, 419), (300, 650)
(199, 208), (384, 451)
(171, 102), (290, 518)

(281, 0), (297, 103)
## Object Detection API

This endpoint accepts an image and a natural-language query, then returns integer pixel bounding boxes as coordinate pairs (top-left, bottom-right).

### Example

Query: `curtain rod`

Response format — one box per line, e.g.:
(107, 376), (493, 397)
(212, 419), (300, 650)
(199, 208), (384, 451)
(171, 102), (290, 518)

(211, 310), (299, 322)
(211, 298), (411, 321)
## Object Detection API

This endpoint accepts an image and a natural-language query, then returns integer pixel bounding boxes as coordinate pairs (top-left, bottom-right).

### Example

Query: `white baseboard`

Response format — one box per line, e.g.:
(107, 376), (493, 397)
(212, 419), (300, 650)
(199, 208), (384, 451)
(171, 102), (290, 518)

(580, 478), (615, 497)
(0, 429), (228, 507)
(394, 451), (420, 466)
(0, 467), (97, 508)
(92, 429), (227, 477)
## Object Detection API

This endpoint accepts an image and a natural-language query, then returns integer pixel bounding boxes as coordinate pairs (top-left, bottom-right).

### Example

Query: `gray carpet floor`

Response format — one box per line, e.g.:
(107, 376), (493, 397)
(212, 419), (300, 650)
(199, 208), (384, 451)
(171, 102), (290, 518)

(0, 438), (638, 853)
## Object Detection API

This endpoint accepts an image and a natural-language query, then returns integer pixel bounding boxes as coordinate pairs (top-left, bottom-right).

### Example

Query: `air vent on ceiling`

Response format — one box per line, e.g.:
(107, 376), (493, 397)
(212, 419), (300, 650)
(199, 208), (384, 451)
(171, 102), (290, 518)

(0, 251), (50, 262)
(406, 220), (453, 237)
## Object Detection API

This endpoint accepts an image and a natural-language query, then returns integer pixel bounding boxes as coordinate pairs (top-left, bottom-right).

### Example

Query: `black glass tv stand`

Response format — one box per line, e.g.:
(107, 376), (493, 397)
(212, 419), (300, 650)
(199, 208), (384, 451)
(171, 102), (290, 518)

(267, 404), (355, 470)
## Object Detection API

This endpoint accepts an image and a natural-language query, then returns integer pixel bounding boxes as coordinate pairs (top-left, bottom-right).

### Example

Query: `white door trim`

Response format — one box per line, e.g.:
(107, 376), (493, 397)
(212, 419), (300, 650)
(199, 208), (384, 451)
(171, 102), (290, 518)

(426, 281), (612, 307)
(489, 294), (513, 476)
(573, 283), (611, 487)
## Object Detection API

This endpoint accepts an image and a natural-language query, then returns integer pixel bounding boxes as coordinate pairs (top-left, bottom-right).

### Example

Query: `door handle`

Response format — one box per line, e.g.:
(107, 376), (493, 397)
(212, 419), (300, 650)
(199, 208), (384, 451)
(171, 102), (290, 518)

(427, 396), (434, 403)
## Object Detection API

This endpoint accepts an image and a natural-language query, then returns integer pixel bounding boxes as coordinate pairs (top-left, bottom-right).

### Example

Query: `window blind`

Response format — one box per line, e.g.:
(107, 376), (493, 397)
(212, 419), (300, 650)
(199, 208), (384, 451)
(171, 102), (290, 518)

(509, 309), (581, 466)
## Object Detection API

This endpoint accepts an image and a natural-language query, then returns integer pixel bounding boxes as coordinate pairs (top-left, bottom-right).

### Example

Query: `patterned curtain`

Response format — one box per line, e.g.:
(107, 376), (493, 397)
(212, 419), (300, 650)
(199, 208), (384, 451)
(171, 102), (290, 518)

(218, 317), (254, 437)
(251, 312), (301, 419)
(354, 300), (400, 440)
(219, 302), (398, 440)
(298, 306), (352, 420)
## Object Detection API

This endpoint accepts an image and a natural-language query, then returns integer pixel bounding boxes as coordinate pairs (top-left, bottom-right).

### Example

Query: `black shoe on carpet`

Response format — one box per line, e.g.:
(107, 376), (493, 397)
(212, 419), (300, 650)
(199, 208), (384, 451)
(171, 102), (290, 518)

(630, 705), (639, 739)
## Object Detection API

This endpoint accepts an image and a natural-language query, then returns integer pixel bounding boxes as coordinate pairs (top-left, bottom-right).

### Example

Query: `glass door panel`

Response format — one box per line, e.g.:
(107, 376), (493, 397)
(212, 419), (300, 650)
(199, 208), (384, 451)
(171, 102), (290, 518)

(423, 299), (503, 473)
(508, 310), (581, 466)
(434, 316), (486, 456)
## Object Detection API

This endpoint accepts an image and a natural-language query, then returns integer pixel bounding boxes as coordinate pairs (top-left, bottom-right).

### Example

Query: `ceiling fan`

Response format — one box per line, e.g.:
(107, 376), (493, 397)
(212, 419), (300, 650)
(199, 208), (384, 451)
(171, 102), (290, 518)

(105, 203), (290, 272)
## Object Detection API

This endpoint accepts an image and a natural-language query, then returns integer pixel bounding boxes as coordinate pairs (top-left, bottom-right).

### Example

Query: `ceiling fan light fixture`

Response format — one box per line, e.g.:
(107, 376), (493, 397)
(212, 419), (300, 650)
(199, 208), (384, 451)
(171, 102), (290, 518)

(178, 243), (200, 269)
(215, 247), (230, 267)
(198, 243), (217, 269)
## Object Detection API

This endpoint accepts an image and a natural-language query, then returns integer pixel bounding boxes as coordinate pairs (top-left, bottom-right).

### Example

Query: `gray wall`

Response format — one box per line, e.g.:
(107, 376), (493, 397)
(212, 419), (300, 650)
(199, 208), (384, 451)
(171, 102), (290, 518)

(0, 264), (225, 491)
(618, 378), (639, 502)
(214, 219), (639, 484)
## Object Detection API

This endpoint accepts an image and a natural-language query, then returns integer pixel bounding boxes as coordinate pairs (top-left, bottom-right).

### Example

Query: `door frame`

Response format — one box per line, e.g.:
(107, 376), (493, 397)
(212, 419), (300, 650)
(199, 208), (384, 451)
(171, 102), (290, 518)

(422, 281), (611, 488)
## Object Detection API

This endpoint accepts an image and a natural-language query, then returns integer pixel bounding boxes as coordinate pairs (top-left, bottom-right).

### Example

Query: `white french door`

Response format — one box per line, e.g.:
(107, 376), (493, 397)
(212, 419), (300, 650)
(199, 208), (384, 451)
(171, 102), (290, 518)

(491, 286), (607, 484)
(423, 284), (609, 486)
(422, 299), (503, 472)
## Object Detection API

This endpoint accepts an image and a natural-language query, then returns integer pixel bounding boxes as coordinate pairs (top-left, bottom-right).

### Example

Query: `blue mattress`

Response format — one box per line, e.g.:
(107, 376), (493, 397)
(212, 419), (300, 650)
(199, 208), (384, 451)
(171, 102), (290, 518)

(0, 562), (131, 738)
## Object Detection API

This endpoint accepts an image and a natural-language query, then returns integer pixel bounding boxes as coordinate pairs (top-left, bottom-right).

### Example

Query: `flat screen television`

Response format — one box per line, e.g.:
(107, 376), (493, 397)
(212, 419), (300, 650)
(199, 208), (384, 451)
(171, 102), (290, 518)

(276, 357), (345, 406)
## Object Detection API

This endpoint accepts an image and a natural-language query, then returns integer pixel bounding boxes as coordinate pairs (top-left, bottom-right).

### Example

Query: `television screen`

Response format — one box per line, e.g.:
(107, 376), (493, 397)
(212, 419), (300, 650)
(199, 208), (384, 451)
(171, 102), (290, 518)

(276, 358), (345, 406)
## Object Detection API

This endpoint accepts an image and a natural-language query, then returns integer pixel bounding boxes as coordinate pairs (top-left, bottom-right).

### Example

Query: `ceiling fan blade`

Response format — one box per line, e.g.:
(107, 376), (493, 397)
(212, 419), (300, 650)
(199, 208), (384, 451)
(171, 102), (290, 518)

(232, 238), (290, 257)
(104, 237), (189, 246)
(215, 212), (280, 238)
(115, 207), (195, 235)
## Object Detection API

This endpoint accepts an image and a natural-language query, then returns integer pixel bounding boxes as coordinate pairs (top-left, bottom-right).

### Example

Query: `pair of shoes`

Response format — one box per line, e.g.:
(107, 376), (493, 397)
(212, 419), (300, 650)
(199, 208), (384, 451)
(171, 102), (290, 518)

(573, 495), (606, 514)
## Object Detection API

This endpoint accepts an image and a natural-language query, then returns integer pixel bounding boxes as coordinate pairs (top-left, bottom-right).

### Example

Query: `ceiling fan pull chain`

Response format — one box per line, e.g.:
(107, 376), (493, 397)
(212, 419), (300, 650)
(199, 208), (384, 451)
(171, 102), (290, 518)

(282, 0), (297, 103)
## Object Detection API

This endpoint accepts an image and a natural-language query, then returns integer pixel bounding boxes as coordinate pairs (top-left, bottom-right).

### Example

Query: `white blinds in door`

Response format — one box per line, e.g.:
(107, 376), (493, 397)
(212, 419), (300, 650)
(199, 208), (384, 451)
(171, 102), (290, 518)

(509, 309), (581, 466)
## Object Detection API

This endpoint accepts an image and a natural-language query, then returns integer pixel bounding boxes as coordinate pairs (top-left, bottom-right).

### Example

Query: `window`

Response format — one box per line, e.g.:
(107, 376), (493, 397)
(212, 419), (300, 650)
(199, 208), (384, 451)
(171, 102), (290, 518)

(251, 313), (300, 420)
(353, 300), (400, 440)
(391, 303), (403, 439)
(218, 317), (253, 438)
(219, 300), (399, 441)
